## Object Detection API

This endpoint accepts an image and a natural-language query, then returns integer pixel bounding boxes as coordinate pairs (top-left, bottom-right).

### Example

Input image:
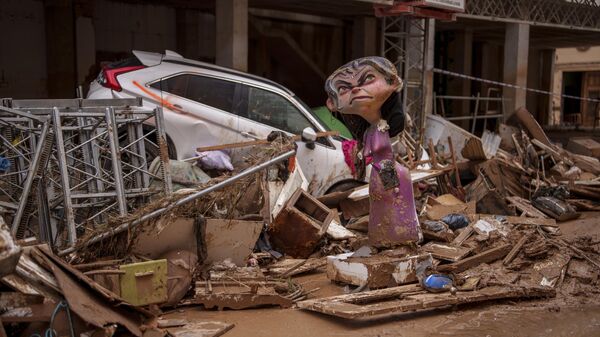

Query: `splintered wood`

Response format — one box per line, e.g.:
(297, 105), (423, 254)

(437, 244), (512, 273)
(297, 285), (554, 319)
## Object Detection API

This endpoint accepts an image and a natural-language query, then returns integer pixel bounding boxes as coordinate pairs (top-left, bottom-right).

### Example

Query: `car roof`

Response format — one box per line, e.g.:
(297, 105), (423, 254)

(132, 50), (294, 96)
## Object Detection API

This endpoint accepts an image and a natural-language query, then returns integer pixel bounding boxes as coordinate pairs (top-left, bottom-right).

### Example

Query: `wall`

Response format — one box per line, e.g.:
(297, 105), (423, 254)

(93, 1), (177, 61)
(0, 0), (351, 104)
(550, 46), (600, 125)
(0, 0), (47, 98)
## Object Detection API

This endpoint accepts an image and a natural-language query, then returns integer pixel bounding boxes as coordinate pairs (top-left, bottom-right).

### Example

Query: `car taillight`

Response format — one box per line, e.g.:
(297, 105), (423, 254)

(99, 65), (145, 91)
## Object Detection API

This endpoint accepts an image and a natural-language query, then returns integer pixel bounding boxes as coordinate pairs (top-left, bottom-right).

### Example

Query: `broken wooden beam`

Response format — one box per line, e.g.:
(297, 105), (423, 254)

(195, 131), (339, 153)
(421, 242), (471, 262)
(297, 285), (554, 319)
(503, 234), (531, 265)
(437, 244), (513, 273)
(451, 224), (474, 247)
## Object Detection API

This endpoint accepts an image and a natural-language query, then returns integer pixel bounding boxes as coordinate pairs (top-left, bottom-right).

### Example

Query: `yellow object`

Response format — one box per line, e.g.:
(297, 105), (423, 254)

(119, 259), (168, 306)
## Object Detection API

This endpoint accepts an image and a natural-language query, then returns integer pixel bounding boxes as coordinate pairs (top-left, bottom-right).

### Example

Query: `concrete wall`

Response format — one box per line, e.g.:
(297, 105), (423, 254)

(556, 46), (600, 65)
(0, 0), (47, 98)
(0, 0), (351, 104)
(93, 1), (177, 58)
(550, 46), (600, 125)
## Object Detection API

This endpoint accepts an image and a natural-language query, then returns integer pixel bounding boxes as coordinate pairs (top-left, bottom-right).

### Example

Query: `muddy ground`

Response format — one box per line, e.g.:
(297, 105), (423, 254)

(164, 213), (600, 337)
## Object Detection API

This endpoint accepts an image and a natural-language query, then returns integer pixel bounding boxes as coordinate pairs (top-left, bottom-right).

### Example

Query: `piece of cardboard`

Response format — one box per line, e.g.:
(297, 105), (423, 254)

(204, 219), (263, 266)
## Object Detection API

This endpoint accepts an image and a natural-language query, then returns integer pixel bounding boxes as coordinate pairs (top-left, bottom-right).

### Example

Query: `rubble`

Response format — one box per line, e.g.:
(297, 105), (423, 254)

(2, 100), (600, 336)
(297, 284), (554, 319)
(268, 188), (334, 258)
(326, 250), (433, 288)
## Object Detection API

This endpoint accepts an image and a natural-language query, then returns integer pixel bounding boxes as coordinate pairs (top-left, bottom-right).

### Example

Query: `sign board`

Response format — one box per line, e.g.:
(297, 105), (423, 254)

(422, 0), (465, 12)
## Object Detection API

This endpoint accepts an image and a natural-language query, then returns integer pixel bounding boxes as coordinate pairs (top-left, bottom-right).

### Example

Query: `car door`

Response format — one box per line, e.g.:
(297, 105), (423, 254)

(234, 83), (350, 195)
(148, 73), (243, 160)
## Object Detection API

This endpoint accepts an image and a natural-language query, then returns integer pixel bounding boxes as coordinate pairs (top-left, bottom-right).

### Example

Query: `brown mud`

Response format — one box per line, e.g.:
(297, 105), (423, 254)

(163, 213), (600, 337)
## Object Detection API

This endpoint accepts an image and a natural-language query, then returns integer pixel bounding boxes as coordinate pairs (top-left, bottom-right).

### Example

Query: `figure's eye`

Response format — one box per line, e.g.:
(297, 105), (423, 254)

(365, 74), (375, 82)
(338, 86), (349, 95)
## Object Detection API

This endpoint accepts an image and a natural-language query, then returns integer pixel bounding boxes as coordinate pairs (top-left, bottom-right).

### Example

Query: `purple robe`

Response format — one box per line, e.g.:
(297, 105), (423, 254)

(363, 123), (421, 247)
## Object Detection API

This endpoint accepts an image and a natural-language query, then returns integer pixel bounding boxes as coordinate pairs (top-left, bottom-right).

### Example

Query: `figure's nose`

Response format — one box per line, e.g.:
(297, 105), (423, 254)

(351, 86), (361, 94)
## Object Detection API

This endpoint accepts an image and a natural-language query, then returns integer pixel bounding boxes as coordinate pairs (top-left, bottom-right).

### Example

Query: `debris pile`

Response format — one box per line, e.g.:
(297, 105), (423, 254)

(1, 100), (600, 335)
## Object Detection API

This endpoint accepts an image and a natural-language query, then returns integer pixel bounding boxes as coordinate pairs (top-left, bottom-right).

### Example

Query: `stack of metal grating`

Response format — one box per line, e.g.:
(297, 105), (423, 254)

(0, 98), (172, 250)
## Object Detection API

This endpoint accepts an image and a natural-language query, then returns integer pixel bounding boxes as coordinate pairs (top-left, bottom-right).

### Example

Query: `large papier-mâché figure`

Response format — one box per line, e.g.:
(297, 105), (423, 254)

(325, 56), (422, 248)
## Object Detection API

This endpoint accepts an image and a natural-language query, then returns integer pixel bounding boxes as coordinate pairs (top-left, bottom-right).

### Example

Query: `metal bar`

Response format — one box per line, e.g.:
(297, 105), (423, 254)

(11, 121), (50, 236)
(443, 114), (504, 121)
(0, 106), (47, 122)
(58, 149), (295, 256)
(471, 93), (481, 134)
(51, 108), (77, 246)
(10, 98), (143, 109)
(127, 122), (144, 189)
(70, 188), (153, 199)
(435, 96), (506, 101)
(105, 107), (127, 216)
(456, 13), (600, 33)
(154, 107), (173, 195)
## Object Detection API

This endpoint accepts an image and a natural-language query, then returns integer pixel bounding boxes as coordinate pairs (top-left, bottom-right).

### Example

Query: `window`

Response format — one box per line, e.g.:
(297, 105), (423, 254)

(150, 74), (236, 113)
(242, 86), (314, 135)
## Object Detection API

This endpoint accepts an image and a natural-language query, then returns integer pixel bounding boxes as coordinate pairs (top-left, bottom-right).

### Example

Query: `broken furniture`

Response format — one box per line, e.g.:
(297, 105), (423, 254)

(327, 251), (433, 288)
(297, 284), (554, 319)
(119, 259), (168, 306)
(187, 267), (302, 310)
(268, 188), (334, 258)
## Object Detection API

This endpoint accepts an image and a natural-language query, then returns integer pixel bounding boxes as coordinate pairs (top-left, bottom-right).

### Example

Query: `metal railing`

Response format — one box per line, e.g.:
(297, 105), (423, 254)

(433, 92), (507, 134)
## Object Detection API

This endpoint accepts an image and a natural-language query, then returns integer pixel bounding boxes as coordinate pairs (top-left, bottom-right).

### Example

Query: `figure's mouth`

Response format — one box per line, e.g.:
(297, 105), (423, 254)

(350, 96), (372, 104)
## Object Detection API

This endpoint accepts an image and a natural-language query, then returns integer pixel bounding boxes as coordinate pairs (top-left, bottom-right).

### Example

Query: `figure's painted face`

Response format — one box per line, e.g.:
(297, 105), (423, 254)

(326, 64), (400, 117)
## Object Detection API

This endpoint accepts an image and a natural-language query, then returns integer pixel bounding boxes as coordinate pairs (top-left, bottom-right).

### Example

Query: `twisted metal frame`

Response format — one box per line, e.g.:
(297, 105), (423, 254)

(0, 98), (172, 249)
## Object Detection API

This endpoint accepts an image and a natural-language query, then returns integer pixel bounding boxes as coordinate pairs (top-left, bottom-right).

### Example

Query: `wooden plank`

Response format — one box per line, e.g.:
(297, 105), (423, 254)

(345, 215), (368, 232)
(437, 244), (512, 273)
(168, 321), (235, 337)
(425, 201), (475, 221)
(297, 285), (554, 319)
(506, 196), (549, 218)
(503, 234), (530, 265)
(339, 197), (370, 220)
(73, 259), (123, 272)
(468, 214), (557, 227)
(0, 302), (54, 323)
(313, 284), (423, 305)
(451, 224), (474, 247)
(268, 258), (326, 277)
(0, 292), (44, 309)
(420, 242), (471, 262)
(516, 107), (551, 147)
(422, 229), (454, 243)
(196, 131), (339, 153)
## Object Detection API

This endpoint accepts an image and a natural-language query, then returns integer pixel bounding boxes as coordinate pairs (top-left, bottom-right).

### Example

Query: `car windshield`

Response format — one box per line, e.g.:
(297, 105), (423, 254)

(292, 95), (331, 132)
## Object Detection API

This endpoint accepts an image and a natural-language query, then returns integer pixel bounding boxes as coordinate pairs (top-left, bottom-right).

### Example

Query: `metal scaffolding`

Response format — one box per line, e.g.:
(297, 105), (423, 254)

(381, 15), (434, 135)
(0, 98), (172, 249)
(462, 0), (600, 31)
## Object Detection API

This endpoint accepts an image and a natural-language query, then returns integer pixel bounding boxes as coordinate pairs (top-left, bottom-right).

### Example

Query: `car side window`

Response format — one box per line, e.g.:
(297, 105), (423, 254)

(150, 74), (236, 113)
(243, 86), (313, 135)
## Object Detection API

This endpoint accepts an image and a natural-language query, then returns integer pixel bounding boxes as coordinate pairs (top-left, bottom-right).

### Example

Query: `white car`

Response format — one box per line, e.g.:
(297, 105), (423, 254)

(87, 50), (359, 196)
